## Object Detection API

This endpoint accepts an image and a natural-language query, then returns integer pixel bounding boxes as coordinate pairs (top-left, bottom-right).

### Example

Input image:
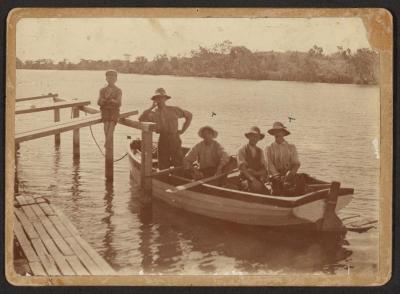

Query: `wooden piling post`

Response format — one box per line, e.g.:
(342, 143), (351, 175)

(53, 95), (60, 146)
(320, 181), (346, 232)
(105, 131), (114, 182)
(54, 108), (60, 146)
(140, 123), (153, 201)
(72, 107), (80, 159)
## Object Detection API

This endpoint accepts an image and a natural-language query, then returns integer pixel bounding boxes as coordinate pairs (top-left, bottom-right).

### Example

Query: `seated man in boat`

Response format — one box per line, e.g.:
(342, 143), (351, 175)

(183, 126), (230, 180)
(97, 70), (122, 148)
(139, 88), (193, 170)
(237, 126), (268, 193)
(265, 122), (305, 196)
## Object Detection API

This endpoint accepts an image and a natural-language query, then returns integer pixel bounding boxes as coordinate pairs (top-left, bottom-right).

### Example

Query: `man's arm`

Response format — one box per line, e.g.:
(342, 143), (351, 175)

(216, 143), (230, 173)
(110, 89), (122, 107)
(179, 109), (193, 134)
(139, 102), (157, 122)
(237, 147), (248, 171)
(183, 144), (199, 170)
(265, 147), (280, 177)
(97, 89), (104, 107)
(289, 145), (300, 174)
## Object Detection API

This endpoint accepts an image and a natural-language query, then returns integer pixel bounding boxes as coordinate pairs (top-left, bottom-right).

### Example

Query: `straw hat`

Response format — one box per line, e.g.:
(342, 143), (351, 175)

(151, 87), (171, 100)
(268, 122), (290, 136)
(105, 69), (118, 76)
(198, 126), (218, 139)
(245, 126), (265, 140)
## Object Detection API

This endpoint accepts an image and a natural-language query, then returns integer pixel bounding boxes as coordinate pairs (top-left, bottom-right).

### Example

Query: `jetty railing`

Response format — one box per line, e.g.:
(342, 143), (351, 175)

(15, 93), (155, 198)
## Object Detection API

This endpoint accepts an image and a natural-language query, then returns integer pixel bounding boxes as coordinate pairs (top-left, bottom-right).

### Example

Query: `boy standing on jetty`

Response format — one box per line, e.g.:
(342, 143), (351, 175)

(97, 70), (122, 148)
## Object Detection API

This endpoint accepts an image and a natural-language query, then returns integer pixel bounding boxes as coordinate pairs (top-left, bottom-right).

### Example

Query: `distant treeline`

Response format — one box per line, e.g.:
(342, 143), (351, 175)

(17, 41), (379, 85)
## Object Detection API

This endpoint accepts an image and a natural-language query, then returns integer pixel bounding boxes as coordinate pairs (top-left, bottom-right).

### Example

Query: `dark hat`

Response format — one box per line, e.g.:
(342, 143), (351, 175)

(105, 69), (118, 76)
(198, 126), (218, 139)
(268, 121), (290, 136)
(151, 88), (171, 100)
(245, 126), (265, 140)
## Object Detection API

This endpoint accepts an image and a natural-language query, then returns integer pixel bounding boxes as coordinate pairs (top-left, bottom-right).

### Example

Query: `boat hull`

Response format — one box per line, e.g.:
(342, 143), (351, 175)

(128, 145), (353, 227)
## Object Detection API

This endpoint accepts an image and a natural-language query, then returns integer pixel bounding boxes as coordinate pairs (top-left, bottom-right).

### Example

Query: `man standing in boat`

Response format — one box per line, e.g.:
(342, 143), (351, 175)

(97, 70), (122, 148)
(265, 122), (305, 195)
(237, 126), (268, 193)
(183, 126), (230, 180)
(139, 88), (192, 170)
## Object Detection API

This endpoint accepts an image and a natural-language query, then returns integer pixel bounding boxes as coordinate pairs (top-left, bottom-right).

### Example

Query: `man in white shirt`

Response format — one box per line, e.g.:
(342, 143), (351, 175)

(265, 122), (305, 195)
(184, 126), (230, 180)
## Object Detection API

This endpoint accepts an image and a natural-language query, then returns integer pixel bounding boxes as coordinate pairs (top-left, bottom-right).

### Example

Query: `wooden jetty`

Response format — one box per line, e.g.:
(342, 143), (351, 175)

(15, 92), (154, 183)
(15, 100), (91, 115)
(13, 92), (157, 277)
(14, 195), (116, 276)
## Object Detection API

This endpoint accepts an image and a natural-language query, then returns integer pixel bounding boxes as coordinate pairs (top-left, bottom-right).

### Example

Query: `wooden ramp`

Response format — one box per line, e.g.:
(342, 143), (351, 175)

(15, 110), (138, 143)
(14, 195), (116, 276)
(16, 93), (58, 103)
(16, 100), (91, 115)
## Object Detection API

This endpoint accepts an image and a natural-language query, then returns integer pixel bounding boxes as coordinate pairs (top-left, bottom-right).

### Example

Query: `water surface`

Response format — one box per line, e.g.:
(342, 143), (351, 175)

(15, 69), (380, 275)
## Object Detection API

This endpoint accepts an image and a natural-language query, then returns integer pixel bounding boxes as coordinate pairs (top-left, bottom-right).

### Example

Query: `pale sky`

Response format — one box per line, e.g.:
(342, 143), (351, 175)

(16, 17), (371, 62)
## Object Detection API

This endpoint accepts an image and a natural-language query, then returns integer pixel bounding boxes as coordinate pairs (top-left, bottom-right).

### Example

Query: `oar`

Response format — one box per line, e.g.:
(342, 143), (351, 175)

(149, 166), (184, 177)
(166, 168), (239, 193)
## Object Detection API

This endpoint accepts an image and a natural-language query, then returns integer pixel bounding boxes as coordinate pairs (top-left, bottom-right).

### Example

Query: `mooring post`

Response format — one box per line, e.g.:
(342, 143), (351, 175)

(53, 96), (60, 146)
(105, 131), (114, 182)
(140, 123), (153, 202)
(72, 106), (80, 159)
(321, 181), (346, 231)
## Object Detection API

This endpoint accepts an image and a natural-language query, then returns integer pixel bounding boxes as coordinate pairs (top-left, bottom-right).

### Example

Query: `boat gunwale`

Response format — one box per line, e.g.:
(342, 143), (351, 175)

(127, 143), (354, 208)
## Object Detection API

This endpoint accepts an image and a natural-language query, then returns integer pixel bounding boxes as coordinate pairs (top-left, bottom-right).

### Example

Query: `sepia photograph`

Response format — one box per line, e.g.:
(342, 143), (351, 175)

(5, 8), (392, 286)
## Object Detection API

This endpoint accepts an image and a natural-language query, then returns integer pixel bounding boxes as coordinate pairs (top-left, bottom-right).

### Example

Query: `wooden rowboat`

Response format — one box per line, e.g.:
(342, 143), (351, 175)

(127, 140), (354, 231)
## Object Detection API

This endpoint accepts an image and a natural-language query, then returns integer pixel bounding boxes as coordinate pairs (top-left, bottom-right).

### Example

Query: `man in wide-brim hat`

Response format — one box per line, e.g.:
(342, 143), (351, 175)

(237, 126), (267, 193)
(265, 121), (304, 195)
(151, 87), (171, 100)
(139, 87), (192, 170)
(184, 126), (230, 180)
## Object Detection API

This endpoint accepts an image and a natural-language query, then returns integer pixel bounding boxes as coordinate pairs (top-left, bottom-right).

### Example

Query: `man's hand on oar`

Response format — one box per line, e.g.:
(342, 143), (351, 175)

(166, 168), (238, 193)
(149, 166), (184, 177)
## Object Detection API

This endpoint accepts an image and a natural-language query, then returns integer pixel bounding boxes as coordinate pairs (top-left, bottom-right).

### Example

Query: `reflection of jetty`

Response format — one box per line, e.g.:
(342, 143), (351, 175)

(14, 93), (157, 276)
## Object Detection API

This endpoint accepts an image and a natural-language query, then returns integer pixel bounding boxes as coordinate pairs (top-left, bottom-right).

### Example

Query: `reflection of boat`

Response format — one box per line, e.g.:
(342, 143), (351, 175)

(140, 200), (352, 274)
(128, 141), (354, 229)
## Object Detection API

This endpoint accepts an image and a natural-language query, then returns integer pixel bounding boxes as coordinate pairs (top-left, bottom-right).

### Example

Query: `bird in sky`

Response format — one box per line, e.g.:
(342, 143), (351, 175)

(288, 116), (296, 122)
(211, 112), (216, 117)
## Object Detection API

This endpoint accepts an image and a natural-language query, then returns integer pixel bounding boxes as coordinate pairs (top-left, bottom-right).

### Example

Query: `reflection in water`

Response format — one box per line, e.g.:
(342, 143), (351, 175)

(70, 161), (82, 202)
(136, 203), (155, 272)
(102, 182), (117, 265)
(15, 70), (378, 275)
(128, 194), (352, 274)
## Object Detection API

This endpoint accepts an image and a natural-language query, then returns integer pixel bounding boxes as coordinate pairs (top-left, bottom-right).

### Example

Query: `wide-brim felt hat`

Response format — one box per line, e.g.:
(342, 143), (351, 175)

(245, 126), (265, 140)
(268, 121), (290, 136)
(198, 126), (218, 139)
(151, 87), (171, 100)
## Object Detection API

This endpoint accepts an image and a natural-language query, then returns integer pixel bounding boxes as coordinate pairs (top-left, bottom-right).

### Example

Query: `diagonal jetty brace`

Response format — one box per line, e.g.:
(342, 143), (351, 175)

(15, 110), (138, 144)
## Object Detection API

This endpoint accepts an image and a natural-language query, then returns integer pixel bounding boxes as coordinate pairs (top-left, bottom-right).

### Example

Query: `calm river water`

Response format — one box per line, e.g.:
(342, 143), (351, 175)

(15, 69), (380, 275)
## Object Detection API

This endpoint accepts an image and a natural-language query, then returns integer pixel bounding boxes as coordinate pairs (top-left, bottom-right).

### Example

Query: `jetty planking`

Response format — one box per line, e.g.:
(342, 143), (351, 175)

(15, 100), (91, 115)
(53, 96), (156, 131)
(16, 93), (58, 103)
(15, 110), (138, 143)
(13, 195), (116, 276)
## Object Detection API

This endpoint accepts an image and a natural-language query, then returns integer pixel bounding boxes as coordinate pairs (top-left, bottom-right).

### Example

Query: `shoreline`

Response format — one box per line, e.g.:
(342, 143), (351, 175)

(16, 68), (378, 87)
